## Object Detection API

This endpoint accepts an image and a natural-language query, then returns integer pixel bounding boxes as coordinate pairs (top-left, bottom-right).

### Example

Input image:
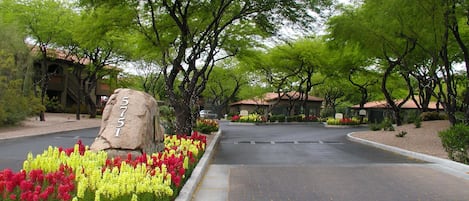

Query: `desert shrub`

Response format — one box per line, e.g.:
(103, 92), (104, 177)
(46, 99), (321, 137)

(45, 96), (64, 113)
(286, 115), (303, 122)
(414, 116), (422, 128)
(320, 107), (335, 118)
(295, 115), (304, 122)
(395, 131), (407, 137)
(0, 80), (43, 126)
(420, 111), (447, 121)
(159, 105), (175, 134)
(369, 123), (381, 131)
(381, 118), (394, 131)
(269, 114), (285, 122)
(0, 41), (43, 126)
(439, 124), (469, 164)
(286, 115), (295, 122)
(403, 110), (419, 124)
(455, 112), (468, 124)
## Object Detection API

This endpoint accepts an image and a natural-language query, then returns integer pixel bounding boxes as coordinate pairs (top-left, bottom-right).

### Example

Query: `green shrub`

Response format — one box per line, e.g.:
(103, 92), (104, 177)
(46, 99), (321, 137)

(420, 111), (447, 121)
(403, 110), (419, 124)
(455, 112), (467, 124)
(396, 131), (407, 137)
(369, 123), (381, 131)
(0, 80), (43, 126)
(380, 118), (394, 131)
(159, 105), (175, 135)
(0, 23), (42, 126)
(414, 116), (422, 128)
(286, 115), (302, 122)
(439, 124), (469, 164)
(45, 96), (64, 113)
(320, 107), (335, 119)
(269, 115), (285, 122)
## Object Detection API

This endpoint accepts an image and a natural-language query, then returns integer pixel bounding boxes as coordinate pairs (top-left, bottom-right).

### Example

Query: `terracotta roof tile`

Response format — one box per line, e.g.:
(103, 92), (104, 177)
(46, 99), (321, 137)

(230, 91), (323, 106)
(230, 99), (270, 106)
(351, 99), (441, 109)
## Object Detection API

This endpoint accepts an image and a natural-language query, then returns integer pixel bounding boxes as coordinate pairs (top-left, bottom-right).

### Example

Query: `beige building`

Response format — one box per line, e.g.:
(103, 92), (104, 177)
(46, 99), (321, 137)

(34, 48), (119, 113)
(229, 92), (323, 116)
(350, 99), (443, 123)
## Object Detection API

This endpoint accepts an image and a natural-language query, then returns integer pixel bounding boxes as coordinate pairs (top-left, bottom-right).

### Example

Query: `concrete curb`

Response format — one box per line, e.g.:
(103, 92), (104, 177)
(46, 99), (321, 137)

(175, 129), (222, 201)
(347, 132), (469, 175)
(228, 122), (256, 126)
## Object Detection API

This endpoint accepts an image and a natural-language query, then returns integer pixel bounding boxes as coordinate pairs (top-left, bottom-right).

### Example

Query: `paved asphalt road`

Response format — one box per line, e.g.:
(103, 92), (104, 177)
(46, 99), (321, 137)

(207, 122), (469, 201)
(0, 128), (99, 171)
(2, 123), (469, 201)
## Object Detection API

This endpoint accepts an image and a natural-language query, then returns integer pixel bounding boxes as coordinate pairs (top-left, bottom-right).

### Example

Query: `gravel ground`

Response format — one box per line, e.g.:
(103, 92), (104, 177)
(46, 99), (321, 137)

(351, 120), (450, 159)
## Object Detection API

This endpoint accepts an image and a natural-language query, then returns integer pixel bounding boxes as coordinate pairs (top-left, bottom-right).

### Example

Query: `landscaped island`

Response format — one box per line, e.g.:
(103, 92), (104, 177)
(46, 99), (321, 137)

(0, 133), (207, 201)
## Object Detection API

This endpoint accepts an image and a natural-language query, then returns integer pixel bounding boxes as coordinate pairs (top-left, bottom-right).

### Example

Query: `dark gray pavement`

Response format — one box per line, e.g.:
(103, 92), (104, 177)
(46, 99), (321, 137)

(0, 128), (99, 171)
(229, 165), (469, 201)
(192, 122), (469, 201)
(213, 123), (422, 165)
(2, 116), (469, 201)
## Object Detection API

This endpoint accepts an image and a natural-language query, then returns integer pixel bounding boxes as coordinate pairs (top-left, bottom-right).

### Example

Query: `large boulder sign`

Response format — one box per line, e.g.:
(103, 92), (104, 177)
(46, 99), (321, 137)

(90, 88), (165, 158)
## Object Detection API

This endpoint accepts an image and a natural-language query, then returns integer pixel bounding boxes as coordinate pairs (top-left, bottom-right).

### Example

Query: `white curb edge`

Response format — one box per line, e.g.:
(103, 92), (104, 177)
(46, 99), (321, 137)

(175, 129), (222, 201)
(347, 132), (469, 178)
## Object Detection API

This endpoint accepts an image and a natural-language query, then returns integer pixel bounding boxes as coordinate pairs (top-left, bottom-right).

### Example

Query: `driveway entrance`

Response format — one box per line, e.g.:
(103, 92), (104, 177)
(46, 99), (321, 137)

(193, 122), (469, 201)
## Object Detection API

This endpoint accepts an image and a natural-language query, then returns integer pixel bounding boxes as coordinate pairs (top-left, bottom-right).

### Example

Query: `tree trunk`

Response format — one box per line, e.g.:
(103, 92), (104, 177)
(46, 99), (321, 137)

(38, 49), (48, 122)
(348, 71), (374, 124)
(83, 76), (98, 118)
(440, 5), (458, 125)
(85, 95), (97, 118)
(173, 103), (193, 135)
(381, 63), (402, 125)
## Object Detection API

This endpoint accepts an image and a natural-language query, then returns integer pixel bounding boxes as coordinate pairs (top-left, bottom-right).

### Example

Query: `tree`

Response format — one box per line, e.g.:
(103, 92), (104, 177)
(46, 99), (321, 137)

(289, 39), (330, 116)
(80, 0), (332, 134)
(59, 5), (130, 119)
(202, 60), (248, 118)
(250, 38), (330, 116)
(327, 0), (462, 125)
(325, 41), (379, 121)
(444, 0), (469, 123)
(440, 0), (469, 124)
(314, 77), (346, 117)
(0, 0), (73, 121)
(0, 19), (43, 126)
(133, 61), (166, 99)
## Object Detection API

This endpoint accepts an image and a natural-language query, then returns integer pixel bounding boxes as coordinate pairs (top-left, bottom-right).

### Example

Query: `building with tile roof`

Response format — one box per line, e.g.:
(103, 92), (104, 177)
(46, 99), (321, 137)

(32, 47), (120, 113)
(350, 99), (443, 123)
(229, 92), (323, 116)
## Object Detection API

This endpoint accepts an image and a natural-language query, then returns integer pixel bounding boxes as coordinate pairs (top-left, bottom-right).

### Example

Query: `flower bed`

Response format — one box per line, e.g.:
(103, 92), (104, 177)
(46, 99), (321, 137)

(326, 117), (361, 126)
(230, 114), (266, 123)
(0, 132), (206, 201)
(194, 119), (219, 134)
(269, 115), (319, 122)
